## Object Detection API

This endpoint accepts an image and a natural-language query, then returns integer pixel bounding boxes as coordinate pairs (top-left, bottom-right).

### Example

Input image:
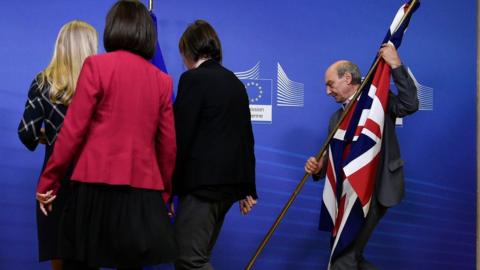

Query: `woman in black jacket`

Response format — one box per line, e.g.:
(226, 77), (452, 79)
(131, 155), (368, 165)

(173, 19), (258, 270)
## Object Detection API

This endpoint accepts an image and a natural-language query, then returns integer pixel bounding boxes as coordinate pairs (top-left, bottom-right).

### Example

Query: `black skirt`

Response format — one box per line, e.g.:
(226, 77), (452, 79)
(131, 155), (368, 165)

(37, 178), (71, 261)
(59, 182), (176, 268)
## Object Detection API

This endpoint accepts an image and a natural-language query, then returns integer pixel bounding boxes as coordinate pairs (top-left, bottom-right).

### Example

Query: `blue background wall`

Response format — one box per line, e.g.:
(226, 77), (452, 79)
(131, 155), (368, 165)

(0, 0), (476, 269)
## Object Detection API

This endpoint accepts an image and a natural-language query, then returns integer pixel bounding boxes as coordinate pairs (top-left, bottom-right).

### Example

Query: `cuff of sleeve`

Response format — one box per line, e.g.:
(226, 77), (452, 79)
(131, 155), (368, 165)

(244, 183), (258, 200)
(162, 191), (171, 204)
(36, 178), (61, 196)
(391, 65), (407, 75)
(312, 168), (326, 181)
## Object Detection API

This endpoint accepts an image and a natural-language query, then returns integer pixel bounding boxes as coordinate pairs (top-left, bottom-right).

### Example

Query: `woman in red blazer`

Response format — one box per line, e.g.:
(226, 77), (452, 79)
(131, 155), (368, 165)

(36, 1), (176, 269)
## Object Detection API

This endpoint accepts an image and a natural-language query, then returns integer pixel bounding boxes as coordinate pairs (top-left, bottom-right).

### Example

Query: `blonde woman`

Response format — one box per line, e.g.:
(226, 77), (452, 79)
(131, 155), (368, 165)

(18, 20), (97, 270)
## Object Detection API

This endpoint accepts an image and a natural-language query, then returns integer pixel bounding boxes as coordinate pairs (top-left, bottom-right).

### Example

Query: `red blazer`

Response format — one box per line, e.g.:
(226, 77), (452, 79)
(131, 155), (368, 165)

(37, 50), (176, 203)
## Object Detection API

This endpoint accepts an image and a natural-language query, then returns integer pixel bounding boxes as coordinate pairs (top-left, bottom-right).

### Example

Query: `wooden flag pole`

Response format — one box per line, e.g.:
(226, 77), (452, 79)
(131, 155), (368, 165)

(244, 1), (419, 269)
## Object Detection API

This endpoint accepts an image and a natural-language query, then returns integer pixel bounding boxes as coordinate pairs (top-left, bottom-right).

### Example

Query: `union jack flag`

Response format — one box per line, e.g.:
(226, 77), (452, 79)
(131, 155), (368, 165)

(319, 1), (420, 267)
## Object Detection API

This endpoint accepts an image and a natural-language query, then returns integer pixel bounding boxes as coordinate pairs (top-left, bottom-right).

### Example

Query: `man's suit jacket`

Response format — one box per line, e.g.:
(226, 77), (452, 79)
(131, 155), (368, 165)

(320, 65), (418, 208)
(37, 50), (176, 203)
(173, 59), (256, 197)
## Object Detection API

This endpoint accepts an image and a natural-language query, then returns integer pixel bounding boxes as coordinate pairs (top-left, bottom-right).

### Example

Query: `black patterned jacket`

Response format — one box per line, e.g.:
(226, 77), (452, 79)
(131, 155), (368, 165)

(18, 76), (68, 171)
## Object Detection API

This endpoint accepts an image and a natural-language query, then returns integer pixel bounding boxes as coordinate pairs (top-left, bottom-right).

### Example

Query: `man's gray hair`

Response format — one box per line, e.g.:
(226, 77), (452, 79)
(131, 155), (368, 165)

(336, 61), (362, 85)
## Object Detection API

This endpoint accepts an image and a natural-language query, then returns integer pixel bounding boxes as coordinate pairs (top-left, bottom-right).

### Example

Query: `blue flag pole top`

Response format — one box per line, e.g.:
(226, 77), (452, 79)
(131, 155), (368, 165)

(149, 0), (168, 73)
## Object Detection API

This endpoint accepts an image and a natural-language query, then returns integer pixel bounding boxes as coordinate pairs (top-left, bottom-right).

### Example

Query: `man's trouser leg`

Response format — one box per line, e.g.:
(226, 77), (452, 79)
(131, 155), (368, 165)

(174, 194), (234, 270)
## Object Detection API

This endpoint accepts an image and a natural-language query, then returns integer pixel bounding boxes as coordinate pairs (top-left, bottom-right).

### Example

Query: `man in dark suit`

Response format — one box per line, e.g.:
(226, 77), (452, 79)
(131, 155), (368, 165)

(173, 20), (257, 270)
(305, 43), (418, 270)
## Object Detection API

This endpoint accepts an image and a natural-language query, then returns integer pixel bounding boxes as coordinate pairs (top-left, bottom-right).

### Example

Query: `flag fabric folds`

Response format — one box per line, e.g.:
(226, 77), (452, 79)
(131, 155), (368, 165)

(318, 1), (420, 267)
(150, 11), (168, 73)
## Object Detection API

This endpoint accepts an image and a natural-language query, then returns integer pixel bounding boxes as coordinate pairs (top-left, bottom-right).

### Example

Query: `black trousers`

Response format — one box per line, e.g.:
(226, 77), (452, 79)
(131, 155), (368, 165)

(174, 194), (234, 270)
(63, 259), (141, 270)
(330, 197), (387, 270)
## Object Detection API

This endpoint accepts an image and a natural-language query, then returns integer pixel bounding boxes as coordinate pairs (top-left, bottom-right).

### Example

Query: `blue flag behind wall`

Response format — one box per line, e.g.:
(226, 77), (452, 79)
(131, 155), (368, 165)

(150, 11), (168, 73)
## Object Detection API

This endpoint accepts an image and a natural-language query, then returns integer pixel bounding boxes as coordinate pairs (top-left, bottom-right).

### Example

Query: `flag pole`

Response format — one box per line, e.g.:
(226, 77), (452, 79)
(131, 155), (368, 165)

(148, 0), (153, 11)
(244, 1), (419, 269)
(476, 0), (480, 268)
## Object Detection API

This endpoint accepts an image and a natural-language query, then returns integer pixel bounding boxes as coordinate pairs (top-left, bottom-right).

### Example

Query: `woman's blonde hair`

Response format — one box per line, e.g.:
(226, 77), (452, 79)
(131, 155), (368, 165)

(38, 20), (98, 105)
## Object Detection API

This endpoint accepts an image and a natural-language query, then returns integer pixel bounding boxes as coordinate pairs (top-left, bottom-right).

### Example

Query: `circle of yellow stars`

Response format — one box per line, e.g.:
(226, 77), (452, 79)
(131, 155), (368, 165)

(245, 82), (263, 103)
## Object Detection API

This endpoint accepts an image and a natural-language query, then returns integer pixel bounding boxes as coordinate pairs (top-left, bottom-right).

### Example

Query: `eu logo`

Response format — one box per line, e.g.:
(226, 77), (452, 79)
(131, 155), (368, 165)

(241, 79), (273, 123)
(243, 79), (272, 105)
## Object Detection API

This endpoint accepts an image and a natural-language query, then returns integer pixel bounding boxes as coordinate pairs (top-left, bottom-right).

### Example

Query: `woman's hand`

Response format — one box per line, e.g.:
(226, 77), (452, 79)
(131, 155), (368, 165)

(168, 201), (175, 218)
(36, 190), (56, 216)
(38, 128), (47, 145)
(239, 195), (257, 215)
